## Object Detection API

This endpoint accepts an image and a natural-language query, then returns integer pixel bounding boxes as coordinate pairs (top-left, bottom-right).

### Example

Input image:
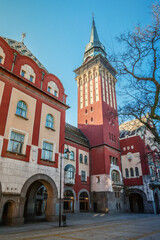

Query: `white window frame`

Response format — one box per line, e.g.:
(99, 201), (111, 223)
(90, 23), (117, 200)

(41, 139), (56, 162)
(8, 128), (28, 155)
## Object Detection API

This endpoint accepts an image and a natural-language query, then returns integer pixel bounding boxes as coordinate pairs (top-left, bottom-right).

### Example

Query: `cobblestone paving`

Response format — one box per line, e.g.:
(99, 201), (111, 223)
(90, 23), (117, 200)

(0, 213), (160, 240)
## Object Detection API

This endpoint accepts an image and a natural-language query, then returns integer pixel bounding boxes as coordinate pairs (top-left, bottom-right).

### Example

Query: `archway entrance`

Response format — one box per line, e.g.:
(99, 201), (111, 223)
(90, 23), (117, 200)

(155, 193), (160, 214)
(79, 192), (89, 212)
(63, 190), (74, 213)
(129, 193), (144, 213)
(35, 186), (48, 216)
(2, 201), (15, 225)
(22, 174), (58, 223)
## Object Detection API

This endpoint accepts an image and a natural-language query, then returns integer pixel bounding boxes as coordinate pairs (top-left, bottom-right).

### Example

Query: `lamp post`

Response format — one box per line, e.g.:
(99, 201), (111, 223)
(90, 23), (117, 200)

(59, 144), (70, 227)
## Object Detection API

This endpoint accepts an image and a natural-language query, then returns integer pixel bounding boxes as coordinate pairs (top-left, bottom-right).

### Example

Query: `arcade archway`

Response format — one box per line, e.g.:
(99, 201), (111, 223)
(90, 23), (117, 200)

(129, 193), (144, 213)
(2, 201), (16, 225)
(63, 190), (74, 213)
(79, 192), (89, 212)
(20, 174), (58, 223)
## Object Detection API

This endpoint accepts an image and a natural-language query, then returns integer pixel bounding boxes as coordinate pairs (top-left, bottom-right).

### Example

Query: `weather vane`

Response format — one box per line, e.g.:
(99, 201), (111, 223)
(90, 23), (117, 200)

(21, 33), (26, 43)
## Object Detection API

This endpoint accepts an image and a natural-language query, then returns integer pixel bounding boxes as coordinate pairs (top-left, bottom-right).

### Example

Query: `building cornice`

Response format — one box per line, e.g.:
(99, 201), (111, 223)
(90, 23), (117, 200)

(0, 66), (70, 110)
(74, 54), (117, 78)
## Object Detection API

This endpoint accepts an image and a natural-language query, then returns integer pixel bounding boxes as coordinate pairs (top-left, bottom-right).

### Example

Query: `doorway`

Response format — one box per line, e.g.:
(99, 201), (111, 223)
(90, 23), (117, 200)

(129, 193), (144, 213)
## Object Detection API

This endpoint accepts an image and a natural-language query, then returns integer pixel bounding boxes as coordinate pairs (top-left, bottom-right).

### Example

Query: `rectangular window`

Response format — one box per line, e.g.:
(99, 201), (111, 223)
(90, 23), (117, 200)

(81, 170), (86, 182)
(29, 75), (34, 82)
(8, 131), (24, 154)
(42, 141), (53, 161)
(54, 90), (58, 96)
(47, 87), (51, 93)
(21, 70), (25, 77)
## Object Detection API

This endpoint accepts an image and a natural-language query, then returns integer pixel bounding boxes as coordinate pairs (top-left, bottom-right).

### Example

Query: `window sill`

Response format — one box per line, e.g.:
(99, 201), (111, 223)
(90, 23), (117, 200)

(7, 150), (26, 157)
(45, 126), (55, 131)
(15, 114), (28, 120)
(40, 158), (55, 163)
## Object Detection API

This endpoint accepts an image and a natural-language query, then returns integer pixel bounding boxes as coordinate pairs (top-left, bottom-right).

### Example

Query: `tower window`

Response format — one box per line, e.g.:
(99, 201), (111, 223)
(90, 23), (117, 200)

(85, 119), (88, 125)
(135, 167), (139, 177)
(130, 168), (134, 177)
(91, 107), (93, 112)
(125, 168), (129, 178)
(85, 109), (88, 114)
(91, 117), (93, 122)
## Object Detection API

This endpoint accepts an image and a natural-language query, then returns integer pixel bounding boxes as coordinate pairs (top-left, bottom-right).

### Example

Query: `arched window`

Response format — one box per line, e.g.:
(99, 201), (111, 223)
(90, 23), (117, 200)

(64, 165), (75, 180)
(46, 114), (54, 129)
(0, 47), (5, 65)
(135, 167), (139, 177)
(20, 64), (35, 82)
(70, 151), (74, 160)
(111, 170), (120, 182)
(80, 154), (83, 163)
(16, 101), (27, 118)
(64, 149), (69, 159)
(125, 168), (129, 178)
(84, 155), (88, 164)
(68, 167), (75, 179)
(47, 81), (59, 97)
(130, 168), (134, 177)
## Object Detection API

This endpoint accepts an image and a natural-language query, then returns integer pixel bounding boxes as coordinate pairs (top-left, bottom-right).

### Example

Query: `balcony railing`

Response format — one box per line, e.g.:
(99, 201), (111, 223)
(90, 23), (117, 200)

(64, 176), (75, 185)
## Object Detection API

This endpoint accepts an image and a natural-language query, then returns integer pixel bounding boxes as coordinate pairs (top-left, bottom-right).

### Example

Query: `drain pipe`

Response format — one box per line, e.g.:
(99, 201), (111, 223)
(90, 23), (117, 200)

(11, 52), (17, 72)
(41, 71), (45, 90)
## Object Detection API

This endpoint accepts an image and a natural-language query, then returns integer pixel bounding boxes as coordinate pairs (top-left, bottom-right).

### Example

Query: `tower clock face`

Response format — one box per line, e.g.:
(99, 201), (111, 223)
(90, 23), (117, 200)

(127, 152), (132, 162)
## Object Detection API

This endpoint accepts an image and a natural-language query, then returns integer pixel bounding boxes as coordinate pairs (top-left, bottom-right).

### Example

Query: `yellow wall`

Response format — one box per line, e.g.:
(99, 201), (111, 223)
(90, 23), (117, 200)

(39, 103), (61, 154)
(0, 80), (5, 105)
(5, 88), (36, 147)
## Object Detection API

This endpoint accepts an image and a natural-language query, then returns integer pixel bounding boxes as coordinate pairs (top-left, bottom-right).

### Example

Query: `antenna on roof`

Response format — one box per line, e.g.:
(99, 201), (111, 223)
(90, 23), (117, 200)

(21, 33), (26, 43)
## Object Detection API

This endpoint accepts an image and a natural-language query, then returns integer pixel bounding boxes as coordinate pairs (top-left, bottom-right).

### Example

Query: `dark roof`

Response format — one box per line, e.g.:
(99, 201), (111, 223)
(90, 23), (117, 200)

(65, 123), (90, 148)
(2, 37), (48, 72)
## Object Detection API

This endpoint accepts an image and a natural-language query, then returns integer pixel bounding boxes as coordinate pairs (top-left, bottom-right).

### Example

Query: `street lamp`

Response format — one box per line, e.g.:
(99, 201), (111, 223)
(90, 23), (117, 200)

(59, 144), (70, 227)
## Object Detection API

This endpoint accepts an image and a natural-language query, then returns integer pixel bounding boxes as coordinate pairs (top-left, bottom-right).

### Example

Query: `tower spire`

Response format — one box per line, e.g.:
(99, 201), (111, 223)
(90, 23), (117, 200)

(83, 16), (106, 62)
(90, 14), (100, 43)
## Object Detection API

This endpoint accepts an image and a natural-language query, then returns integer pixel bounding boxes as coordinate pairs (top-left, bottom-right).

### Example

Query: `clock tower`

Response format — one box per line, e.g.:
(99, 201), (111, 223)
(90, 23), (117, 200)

(74, 17), (124, 212)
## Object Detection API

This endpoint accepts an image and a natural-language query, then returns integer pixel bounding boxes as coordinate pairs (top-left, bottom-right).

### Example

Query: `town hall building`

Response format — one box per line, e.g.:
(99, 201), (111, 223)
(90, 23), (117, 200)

(0, 18), (159, 225)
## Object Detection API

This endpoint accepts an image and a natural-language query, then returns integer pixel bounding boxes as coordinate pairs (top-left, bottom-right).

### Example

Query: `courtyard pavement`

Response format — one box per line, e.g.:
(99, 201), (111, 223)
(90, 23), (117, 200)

(0, 213), (160, 240)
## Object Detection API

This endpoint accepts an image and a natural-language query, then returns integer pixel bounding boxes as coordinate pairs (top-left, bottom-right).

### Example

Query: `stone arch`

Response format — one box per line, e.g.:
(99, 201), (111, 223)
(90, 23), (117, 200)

(110, 166), (123, 183)
(20, 174), (58, 223)
(1, 200), (16, 225)
(63, 187), (76, 213)
(125, 188), (147, 213)
(78, 189), (90, 212)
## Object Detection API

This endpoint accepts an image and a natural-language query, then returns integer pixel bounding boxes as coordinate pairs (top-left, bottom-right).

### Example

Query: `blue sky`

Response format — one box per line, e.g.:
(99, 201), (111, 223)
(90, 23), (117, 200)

(1, 0), (156, 126)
